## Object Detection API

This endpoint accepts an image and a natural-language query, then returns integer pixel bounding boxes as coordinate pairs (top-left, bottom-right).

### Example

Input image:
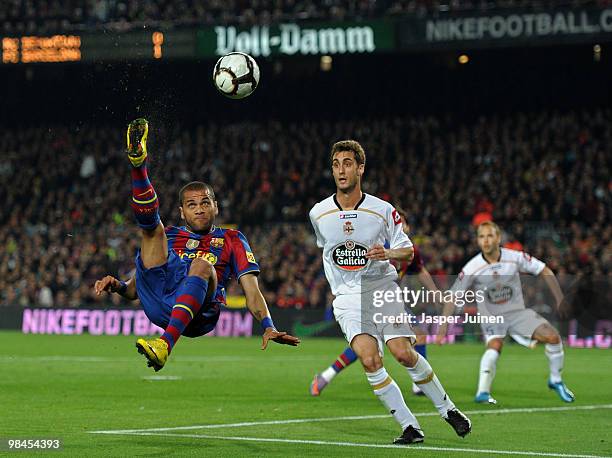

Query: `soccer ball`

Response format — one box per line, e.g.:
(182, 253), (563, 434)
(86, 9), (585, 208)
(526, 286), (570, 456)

(213, 52), (260, 99)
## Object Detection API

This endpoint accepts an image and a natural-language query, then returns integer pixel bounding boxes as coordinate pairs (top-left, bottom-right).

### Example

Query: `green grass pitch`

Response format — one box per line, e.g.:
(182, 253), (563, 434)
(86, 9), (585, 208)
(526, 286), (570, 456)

(1, 331), (611, 457)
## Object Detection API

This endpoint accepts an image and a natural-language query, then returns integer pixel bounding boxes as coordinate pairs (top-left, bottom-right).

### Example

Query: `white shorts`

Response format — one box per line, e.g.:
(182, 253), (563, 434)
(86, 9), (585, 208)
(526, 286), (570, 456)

(333, 282), (416, 356)
(481, 308), (549, 347)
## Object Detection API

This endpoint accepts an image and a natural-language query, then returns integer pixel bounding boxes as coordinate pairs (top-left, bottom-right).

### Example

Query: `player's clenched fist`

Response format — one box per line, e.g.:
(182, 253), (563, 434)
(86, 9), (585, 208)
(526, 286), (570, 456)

(94, 275), (122, 296)
(366, 244), (388, 261)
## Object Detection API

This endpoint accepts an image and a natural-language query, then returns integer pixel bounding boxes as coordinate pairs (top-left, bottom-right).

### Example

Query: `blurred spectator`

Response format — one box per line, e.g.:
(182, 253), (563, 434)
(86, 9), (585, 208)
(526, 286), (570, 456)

(37, 284), (54, 307)
(1, 0), (607, 34)
(80, 153), (96, 178)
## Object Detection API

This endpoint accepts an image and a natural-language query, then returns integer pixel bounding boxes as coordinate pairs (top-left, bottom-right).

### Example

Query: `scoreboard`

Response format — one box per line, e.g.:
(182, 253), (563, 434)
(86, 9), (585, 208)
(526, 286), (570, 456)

(2, 35), (81, 63)
(1, 30), (195, 63)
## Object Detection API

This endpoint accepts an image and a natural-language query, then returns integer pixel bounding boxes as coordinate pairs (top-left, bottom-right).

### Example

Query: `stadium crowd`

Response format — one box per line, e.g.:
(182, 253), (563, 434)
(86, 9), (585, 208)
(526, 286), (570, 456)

(2, 0), (610, 34)
(0, 110), (609, 309)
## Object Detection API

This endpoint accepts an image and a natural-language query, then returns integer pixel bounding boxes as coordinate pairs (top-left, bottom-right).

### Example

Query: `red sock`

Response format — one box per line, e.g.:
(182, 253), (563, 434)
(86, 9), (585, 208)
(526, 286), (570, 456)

(130, 163), (160, 230)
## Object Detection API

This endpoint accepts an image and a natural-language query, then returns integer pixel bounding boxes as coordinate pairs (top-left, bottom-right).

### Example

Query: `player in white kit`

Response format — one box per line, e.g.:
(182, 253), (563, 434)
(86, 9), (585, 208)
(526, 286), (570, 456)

(442, 221), (575, 404)
(309, 140), (471, 444)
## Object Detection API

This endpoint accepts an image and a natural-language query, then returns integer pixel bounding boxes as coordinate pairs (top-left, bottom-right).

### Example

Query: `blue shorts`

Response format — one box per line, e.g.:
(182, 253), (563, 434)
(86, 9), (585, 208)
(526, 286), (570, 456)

(135, 249), (220, 337)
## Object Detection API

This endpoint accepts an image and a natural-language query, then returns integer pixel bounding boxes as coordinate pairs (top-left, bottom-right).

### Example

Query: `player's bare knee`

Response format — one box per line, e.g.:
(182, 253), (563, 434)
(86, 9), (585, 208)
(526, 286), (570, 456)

(386, 337), (418, 366)
(393, 348), (418, 367)
(189, 257), (214, 279)
(534, 324), (560, 344)
(208, 268), (218, 289)
(141, 223), (164, 239)
(360, 355), (382, 373)
(543, 331), (561, 345)
(549, 333), (561, 344)
(488, 339), (503, 353)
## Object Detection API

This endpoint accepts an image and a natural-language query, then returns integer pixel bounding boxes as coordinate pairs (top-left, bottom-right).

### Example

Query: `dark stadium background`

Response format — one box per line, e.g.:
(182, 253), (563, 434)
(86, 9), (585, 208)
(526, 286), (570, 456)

(2, 44), (611, 124)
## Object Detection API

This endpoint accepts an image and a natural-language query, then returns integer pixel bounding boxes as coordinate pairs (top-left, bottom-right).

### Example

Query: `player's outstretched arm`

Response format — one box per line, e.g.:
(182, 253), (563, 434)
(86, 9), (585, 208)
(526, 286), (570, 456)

(94, 275), (138, 301)
(239, 273), (300, 350)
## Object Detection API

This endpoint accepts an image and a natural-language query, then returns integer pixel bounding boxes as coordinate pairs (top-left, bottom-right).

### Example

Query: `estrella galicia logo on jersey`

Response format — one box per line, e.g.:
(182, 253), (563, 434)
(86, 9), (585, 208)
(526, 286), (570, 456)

(246, 251), (256, 263)
(332, 240), (369, 271)
(486, 285), (513, 304)
(343, 221), (354, 235)
(211, 237), (224, 248)
(186, 239), (200, 250)
(340, 213), (357, 219)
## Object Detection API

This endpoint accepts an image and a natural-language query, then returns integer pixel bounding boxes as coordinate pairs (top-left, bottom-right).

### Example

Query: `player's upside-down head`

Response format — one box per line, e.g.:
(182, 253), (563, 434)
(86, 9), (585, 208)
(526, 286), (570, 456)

(178, 181), (218, 233)
(330, 139), (366, 193)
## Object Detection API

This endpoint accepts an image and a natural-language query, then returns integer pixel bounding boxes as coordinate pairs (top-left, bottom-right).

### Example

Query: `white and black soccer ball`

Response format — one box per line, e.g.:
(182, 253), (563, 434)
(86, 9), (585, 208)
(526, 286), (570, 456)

(212, 52), (260, 99)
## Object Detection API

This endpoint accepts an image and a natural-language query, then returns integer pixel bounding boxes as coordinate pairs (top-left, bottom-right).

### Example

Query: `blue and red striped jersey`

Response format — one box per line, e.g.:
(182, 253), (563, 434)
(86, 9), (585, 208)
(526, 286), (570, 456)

(165, 225), (260, 305)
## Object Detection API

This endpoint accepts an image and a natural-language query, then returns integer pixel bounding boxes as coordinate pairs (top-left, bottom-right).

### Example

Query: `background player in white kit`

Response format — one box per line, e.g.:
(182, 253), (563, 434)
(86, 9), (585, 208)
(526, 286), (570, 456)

(309, 140), (471, 445)
(439, 221), (575, 404)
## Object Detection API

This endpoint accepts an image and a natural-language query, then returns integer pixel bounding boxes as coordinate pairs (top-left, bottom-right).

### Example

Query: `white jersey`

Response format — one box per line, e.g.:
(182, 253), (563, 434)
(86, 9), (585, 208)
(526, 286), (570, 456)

(451, 247), (546, 315)
(309, 193), (412, 296)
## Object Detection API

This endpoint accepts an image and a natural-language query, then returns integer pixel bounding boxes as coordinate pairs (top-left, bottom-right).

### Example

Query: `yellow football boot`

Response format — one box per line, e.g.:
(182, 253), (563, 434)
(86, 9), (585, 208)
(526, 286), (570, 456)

(136, 337), (168, 371)
(126, 118), (149, 167)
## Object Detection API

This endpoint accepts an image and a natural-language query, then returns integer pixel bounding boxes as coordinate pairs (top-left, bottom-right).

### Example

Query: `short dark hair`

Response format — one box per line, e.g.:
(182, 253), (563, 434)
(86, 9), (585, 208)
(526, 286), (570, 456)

(179, 181), (216, 205)
(330, 140), (366, 165)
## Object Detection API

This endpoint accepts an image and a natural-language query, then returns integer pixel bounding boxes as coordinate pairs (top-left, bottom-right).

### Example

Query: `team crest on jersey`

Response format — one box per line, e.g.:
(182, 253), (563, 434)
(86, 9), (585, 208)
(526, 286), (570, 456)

(186, 239), (200, 250)
(343, 221), (354, 235)
(246, 251), (256, 263)
(211, 237), (224, 248)
(332, 240), (368, 271)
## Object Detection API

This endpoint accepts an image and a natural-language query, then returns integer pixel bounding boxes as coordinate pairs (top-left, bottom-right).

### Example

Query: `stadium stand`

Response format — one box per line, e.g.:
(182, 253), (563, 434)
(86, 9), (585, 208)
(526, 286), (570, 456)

(0, 110), (609, 308)
(2, 0), (610, 34)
